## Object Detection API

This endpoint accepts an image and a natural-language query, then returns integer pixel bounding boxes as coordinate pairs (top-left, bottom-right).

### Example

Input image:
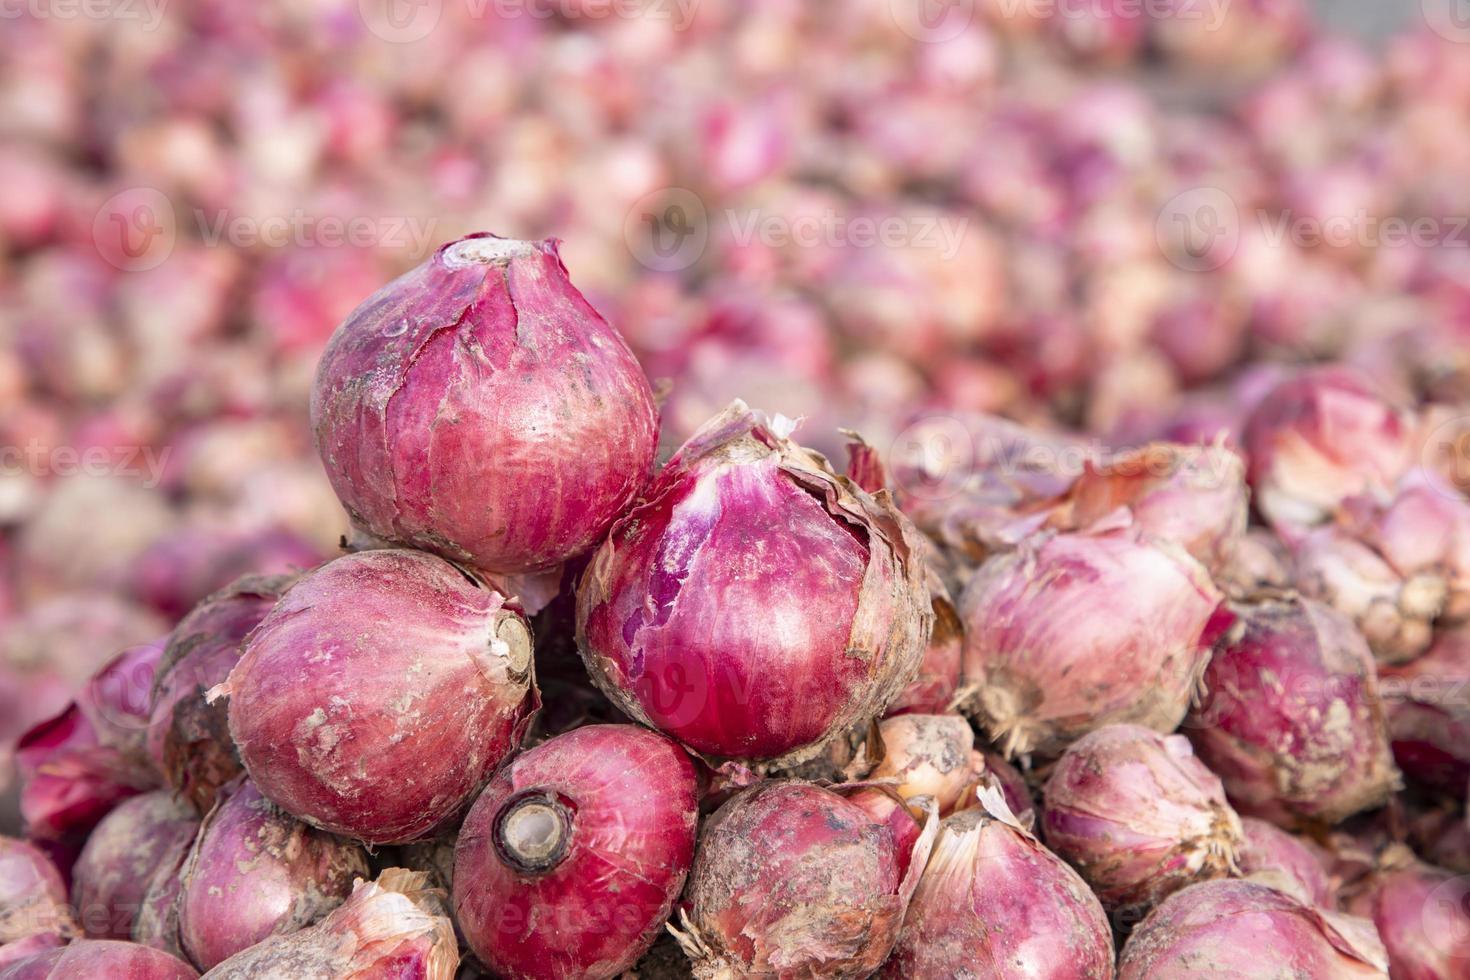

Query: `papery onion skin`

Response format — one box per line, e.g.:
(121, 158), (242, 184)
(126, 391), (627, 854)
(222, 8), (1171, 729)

(1242, 368), (1409, 533)
(0, 838), (73, 960)
(1051, 442), (1247, 574)
(1186, 596), (1398, 826)
(881, 795), (1114, 980)
(1118, 879), (1389, 979)
(577, 401), (930, 766)
(1042, 724), (1243, 915)
(310, 233), (658, 576)
(199, 868), (458, 980)
(1342, 847), (1470, 980)
(959, 529), (1221, 758)
(870, 714), (974, 815)
(885, 578), (963, 718)
(148, 575), (294, 813)
(216, 549), (537, 844)
(71, 791), (198, 941)
(17, 641), (166, 842)
(674, 781), (912, 979)
(453, 724), (698, 980)
(1236, 817), (1333, 907)
(177, 779), (368, 971)
(0, 939), (199, 980)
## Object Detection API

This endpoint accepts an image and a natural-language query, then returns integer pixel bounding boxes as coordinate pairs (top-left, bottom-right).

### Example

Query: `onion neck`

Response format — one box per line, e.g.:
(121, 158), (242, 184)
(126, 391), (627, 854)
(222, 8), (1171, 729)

(494, 792), (573, 874)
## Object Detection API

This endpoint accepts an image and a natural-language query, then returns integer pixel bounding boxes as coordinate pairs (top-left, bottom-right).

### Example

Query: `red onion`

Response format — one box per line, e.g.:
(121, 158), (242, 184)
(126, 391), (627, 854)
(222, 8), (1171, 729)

(0, 940), (198, 980)
(869, 714), (974, 815)
(958, 527), (1221, 757)
(1380, 629), (1470, 797)
(176, 778), (368, 971)
(147, 574), (294, 812)
(1042, 724), (1242, 915)
(0, 838), (72, 962)
(881, 787), (1114, 979)
(213, 549), (537, 843)
(844, 788), (925, 880)
(1242, 368), (1409, 532)
(131, 831), (192, 958)
(884, 588), (962, 717)
(453, 724), (698, 980)
(671, 780), (933, 978)
(1119, 879), (1387, 979)
(1344, 846), (1470, 978)
(1048, 443), (1248, 574)
(71, 791), (197, 941)
(17, 641), (165, 841)
(1236, 817), (1333, 907)
(576, 402), (930, 766)
(310, 233), (658, 577)
(1186, 596), (1398, 826)
(200, 868), (458, 979)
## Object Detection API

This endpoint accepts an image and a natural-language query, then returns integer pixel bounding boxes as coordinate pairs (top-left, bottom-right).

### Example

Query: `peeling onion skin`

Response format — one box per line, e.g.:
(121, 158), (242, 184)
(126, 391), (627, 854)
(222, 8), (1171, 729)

(1342, 848), (1470, 980)
(17, 640), (166, 842)
(310, 232), (658, 576)
(1118, 880), (1389, 980)
(870, 714), (974, 815)
(71, 791), (198, 941)
(1042, 725), (1243, 916)
(1049, 442), (1248, 575)
(0, 940), (199, 980)
(881, 795), (1115, 980)
(176, 779), (368, 971)
(1235, 817), (1333, 907)
(577, 401), (931, 767)
(453, 725), (698, 980)
(674, 780), (922, 979)
(1186, 596), (1398, 827)
(198, 868), (458, 980)
(958, 528), (1221, 758)
(131, 826), (193, 958)
(884, 578), (963, 718)
(0, 838), (73, 961)
(1242, 368), (1409, 534)
(215, 549), (538, 844)
(148, 574), (295, 814)
(1379, 629), (1470, 798)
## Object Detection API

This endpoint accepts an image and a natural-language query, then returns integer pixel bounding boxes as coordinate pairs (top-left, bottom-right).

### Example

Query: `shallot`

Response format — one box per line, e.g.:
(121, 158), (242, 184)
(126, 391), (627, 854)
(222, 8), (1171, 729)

(453, 724), (698, 980)
(1042, 724), (1242, 915)
(1235, 817), (1333, 907)
(0, 939), (199, 980)
(577, 402), (930, 766)
(1342, 846), (1470, 980)
(1379, 628), (1470, 797)
(310, 233), (658, 577)
(71, 791), (197, 941)
(213, 549), (537, 843)
(0, 839), (72, 963)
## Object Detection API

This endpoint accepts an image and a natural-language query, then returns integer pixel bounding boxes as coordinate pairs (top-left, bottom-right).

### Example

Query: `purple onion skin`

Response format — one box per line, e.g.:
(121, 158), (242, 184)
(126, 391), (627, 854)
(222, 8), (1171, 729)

(959, 529), (1221, 758)
(881, 803), (1114, 979)
(885, 588), (963, 718)
(1042, 725), (1242, 916)
(577, 402), (930, 766)
(1344, 853), (1470, 980)
(311, 233), (658, 576)
(1186, 596), (1398, 826)
(131, 832), (192, 958)
(0, 838), (71, 960)
(176, 779), (368, 971)
(1119, 880), (1389, 979)
(676, 781), (909, 978)
(0, 940), (198, 980)
(1236, 817), (1333, 907)
(1380, 630), (1470, 798)
(218, 549), (537, 844)
(148, 575), (294, 813)
(17, 641), (165, 842)
(71, 791), (198, 941)
(453, 725), (699, 980)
